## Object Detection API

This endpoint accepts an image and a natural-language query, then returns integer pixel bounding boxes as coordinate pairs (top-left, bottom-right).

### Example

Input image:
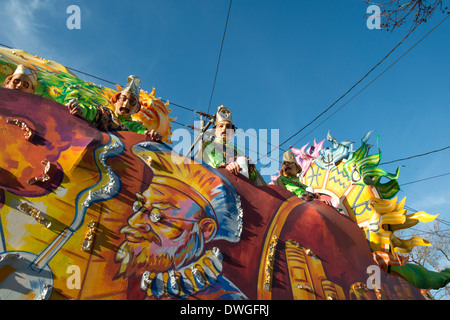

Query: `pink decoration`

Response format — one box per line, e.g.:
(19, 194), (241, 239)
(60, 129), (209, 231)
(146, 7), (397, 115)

(290, 139), (325, 177)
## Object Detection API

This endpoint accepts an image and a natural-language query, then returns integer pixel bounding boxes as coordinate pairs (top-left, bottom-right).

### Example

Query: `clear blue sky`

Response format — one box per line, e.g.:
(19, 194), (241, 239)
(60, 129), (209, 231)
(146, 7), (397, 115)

(1, 0), (449, 226)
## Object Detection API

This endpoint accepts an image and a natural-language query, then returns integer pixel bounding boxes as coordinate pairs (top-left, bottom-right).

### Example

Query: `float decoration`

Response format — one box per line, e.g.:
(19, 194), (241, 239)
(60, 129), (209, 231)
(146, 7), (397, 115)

(287, 131), (443, 289)
(0, 48), (446, 300)
(0, 47), (174, 143)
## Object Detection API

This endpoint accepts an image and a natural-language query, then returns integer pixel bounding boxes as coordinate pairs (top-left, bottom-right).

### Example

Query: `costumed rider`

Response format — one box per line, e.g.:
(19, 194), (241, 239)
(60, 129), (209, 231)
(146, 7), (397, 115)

(198, 105), (265, 186)
(276, 150), (329, 203)
(3, 64), (38, 94)
(66, 75), (162, 141)
(275, 150), (308, 197)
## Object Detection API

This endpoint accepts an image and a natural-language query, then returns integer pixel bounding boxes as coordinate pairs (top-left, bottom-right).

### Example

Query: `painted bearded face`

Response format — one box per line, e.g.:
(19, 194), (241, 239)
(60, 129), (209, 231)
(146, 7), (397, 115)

(115, 184), (216, 278)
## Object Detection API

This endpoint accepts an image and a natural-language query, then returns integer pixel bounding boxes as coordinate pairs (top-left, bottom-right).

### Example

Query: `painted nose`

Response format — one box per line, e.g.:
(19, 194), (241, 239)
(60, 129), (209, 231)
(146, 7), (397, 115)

(128, 209), (152, 233)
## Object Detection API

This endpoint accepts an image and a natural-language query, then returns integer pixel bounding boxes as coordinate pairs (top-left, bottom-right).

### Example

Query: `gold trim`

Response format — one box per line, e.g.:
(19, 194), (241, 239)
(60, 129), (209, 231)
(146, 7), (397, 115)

(285, 240), (316, 300)
(257, 196), (304, 299)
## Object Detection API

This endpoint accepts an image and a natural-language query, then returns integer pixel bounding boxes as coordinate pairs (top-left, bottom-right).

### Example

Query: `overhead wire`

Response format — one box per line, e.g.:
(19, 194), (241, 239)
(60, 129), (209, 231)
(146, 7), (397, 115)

(0, 42), (12, 49)
(380, 145), (450, 165)
(404, 206), (450, 227)
(399, 172), (450, 186)
(287, 13), (450, 151)
(257, 6), (449, 162)
(207, 0), (232, 115)
(0, 42), (201, 115)
(2, 9), (449, 175)
(2, 31), (450, 193)
(0, 40), (283, 167)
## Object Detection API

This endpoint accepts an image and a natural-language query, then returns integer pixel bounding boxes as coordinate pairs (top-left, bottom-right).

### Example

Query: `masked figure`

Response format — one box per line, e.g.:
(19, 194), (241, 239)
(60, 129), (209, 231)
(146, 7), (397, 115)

(66, 75), (161, 141)
(198, 105), (265, 186)
(275, 150), (309, 197)
(3, 64), (38, 94)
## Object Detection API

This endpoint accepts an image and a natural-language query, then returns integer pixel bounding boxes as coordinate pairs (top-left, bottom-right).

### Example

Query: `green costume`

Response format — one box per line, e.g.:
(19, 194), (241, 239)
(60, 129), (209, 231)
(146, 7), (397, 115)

(72, 75), (147, 134)
(201, 140), (261, 183)
(79, 104), (147, 134)
(275, 175), (308, 197)
(199, 105), (265, 186)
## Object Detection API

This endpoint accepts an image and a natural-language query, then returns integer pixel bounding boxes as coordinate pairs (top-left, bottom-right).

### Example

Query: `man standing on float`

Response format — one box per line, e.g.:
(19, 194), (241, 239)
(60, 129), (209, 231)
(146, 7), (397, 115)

(198, 105), (265, 186)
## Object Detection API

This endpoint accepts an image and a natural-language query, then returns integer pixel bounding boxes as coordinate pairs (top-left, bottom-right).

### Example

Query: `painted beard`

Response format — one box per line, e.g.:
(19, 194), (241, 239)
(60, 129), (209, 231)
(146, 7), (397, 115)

(114, 222), (205, 278)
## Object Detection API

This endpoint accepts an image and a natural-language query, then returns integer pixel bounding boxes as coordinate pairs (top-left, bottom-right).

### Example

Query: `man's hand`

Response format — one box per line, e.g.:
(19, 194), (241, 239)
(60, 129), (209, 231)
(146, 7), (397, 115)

(66, 100), (83, 117)
(145, 129), (162, 142)
(225, 161), (241, 175)
(320, 198), (333, 206)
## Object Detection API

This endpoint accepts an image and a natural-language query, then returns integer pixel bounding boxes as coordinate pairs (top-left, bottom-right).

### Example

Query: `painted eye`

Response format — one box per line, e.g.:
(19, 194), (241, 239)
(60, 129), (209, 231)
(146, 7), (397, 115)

(149, 207), (161, 223)
(132, 201), (142, 213)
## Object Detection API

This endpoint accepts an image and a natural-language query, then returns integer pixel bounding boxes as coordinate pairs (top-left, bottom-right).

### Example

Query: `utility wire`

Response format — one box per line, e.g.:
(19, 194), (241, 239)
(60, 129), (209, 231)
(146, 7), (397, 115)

(0, 42), (202, 115)
(284, 12), (450, 152)
(207, 0), (232, 114)
(5, 42), (450, 185)
(0, 41), (285, 161)
(7, 34), (446, 171)
(258, 8), (448, 162)
(405, 206), (450, 227)
(380, 145), (450, 165)
(67, 67), (116, 86)
(3, 11), (448, 167)
(400, 172), (450, 186)
(408, 227), (450, 238)
(0, 42), (12, 48)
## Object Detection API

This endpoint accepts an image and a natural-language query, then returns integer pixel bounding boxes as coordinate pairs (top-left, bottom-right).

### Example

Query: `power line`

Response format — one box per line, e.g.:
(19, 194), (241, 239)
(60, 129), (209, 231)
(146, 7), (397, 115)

(0, 42), (12, 49)
(1, 41), (287, 163)
(168, 119), (284, 166)
(408, 227), (450, 238)
(404, 206), (450, 227)
(286, 12), (450, 151)
(67, 67), (116, 86)
(0, 42), (202, 115)
(207, 0), (232, 114)
(400, 172), (450, 186)
(257, 8), (448, 162)
(172, 120), (196, 130)
(380, 145), (450, 165)
(3, 12), (448, 170)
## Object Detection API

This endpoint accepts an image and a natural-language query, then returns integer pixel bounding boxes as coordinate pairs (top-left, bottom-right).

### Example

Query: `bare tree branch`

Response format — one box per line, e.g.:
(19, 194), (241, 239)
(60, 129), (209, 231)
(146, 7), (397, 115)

(397, 219), (450, 299)
(365, 0), (449, 31)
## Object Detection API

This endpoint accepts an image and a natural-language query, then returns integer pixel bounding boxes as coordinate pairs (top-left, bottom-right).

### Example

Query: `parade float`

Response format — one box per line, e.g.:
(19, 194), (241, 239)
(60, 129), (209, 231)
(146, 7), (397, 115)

(0, 47), (448, 300)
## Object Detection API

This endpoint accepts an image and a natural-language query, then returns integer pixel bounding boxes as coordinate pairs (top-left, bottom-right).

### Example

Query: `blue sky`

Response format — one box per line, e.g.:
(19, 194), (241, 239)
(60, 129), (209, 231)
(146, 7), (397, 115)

(1, 0), (450, 227)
